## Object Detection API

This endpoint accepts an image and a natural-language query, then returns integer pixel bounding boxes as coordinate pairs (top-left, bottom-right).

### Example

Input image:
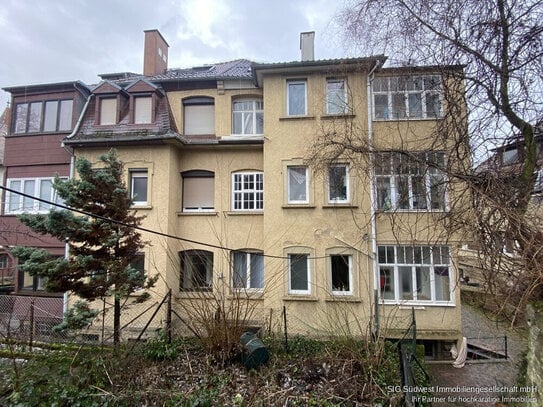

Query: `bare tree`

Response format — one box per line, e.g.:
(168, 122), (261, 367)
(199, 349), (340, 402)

(313, 0), (543, 322)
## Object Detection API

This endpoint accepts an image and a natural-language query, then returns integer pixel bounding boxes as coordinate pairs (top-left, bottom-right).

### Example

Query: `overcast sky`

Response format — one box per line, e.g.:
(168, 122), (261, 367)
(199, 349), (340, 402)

(0, 0), (352, 110)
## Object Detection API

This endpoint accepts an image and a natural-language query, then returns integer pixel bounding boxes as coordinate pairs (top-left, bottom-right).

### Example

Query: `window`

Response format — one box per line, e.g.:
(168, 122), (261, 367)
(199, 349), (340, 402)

(502, 148), (518, 165)
(232, 251), (264, 290)
(13, 100), (73, 133)
(21, 271), (49, 291)
(373, 75), (442, 120)
(330, 254), (352, 295)
(287, 80), (307, 116)
(328, 164), (349, 203)
(134, 97), (153, 124)
(287, 166), (309, 204)
(128, 254), (146, 289)
(182, 170), (214, 212)
(100, 98), (117, 125)
(180, 250), (213, 291)
(378, 245), (452, 303)
(375, 151), (447, 211)
(288, 253), (310, 295)
(232, 172), (263, 211)
(232, 99), (263, 135)
(0, 255), (8, 269)
(5, 177), (66, 214)
(326, 79), (348, 114)
(183, 97), (215, 135)
(129, 170), (148, 206)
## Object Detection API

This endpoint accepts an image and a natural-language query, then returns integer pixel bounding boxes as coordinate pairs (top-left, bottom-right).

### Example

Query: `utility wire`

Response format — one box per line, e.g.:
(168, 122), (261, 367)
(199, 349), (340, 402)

(0, 184), (340, 260)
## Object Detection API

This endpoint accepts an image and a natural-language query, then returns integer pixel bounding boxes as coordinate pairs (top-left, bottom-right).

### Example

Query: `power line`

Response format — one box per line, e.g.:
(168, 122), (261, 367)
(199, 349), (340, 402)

(0, 184), (340, 260)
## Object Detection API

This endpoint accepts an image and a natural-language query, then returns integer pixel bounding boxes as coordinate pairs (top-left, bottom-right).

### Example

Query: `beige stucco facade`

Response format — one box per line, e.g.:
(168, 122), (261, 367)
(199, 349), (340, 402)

(70, 58), (465, 347)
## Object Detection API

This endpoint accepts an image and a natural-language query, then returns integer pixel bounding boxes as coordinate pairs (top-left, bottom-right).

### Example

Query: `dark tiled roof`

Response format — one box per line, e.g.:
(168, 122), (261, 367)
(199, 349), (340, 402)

(149, 59), (253, 81)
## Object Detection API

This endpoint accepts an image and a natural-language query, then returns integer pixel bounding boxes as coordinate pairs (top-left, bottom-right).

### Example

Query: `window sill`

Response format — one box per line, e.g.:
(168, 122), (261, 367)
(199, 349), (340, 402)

(282, 295), (318, 302)
(321, 113), (355, 120)
(221, 135), (264, 141)
(380, 301), (456, 307)
(282, 204), (316, 209)
(279, 115), (316, 121)
(177, 211), (218, 216)
(16, 290), (64, 298)
(131, 205), (152, 210)
(376, 209), (448, 213)
(322, 204), (358, 209)
(229, 291), (264, 300)
(225, 211), (264, 216)
(373, 116), (443, 122)
(175, 291), (214, 300)
(325, 296), (361, 303)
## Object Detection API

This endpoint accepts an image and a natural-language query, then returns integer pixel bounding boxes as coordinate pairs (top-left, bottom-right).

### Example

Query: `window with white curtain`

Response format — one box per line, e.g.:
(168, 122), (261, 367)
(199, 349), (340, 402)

(378, 245), (452, 303)
(232, 99), (263, 135)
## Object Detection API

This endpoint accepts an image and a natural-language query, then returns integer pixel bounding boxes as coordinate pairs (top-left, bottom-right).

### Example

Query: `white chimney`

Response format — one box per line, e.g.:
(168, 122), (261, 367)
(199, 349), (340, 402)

(300, 31), (315, 62)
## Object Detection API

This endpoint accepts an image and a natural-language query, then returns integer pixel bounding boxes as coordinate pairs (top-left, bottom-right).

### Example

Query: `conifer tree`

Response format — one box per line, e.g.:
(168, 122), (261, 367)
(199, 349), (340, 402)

(12, 149), (155, 343)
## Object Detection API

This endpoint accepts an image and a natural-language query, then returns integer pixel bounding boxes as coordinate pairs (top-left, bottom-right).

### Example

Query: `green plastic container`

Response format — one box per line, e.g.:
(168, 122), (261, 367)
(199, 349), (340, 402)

(240, 332), (269, 369)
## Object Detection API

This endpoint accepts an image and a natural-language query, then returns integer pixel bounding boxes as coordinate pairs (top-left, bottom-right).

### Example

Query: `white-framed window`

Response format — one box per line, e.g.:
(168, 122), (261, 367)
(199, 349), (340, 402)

(375, 151), (447, 211)
(13, 100), (73, 134)
(328, 164), (349, 203)
(373, 75), (442, 120)
(232, 250), (264, 290)
(330, 254), (353, 295)
(232, 99), (263, 135)
(287, 80), (307, 116)
(100, 98), (117, 125)
(183, 97), (215, 135)
(5, 177), (66, 214)
(232, 172), (263, 211)
(378, 245), (452, 303)
(179, 250), (213, 292)
(287, 166), (309, 204)
(326, 79), (348, 114)
(129, 170), (148, 206)
(182, 170), (214, 212)
(288, 253), (311, 295)
(134, 96), (153, 124)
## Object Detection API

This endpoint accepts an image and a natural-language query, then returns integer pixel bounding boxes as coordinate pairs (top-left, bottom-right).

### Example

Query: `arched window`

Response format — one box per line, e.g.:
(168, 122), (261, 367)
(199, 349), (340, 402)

(232, 250), (264, 290)
(183, 97), (215, 135)
(232, 99), (263, 135)
(179, 250), (213, 291)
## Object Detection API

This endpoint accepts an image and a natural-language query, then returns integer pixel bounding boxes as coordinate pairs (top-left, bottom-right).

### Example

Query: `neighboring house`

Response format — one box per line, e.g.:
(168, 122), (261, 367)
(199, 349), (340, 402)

(0, 107), (9, 290)
(0, 81), (91, 328)
(4, 30), (467, 356)
(458, 125), (543, 288)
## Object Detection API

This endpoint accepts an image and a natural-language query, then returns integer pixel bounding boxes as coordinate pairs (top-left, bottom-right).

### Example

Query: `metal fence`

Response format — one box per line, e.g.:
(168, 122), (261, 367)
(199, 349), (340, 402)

(0, 292), (177, 347)
(398, 307), (430, 407)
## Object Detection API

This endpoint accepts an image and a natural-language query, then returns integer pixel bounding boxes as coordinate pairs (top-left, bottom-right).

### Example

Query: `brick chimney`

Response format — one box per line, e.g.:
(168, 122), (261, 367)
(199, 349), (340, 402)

(300, 31), (315, 62)
(143, 29), (169, 76)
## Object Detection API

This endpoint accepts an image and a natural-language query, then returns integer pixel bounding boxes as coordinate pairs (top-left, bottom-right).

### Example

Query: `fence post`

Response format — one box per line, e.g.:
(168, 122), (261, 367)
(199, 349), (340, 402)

(282, 306), (288, 353)
(166, 289), (172, 343)
(29, 299), (35, 351)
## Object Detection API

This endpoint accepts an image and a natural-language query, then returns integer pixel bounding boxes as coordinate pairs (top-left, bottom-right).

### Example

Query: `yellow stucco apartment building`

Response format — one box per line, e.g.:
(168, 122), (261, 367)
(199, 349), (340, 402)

(60, 30), (466, 357)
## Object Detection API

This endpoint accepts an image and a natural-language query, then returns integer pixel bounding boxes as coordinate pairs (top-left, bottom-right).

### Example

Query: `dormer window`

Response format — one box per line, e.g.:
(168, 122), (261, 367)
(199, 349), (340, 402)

(134, 96), (152, 124)
(99, 98), (117, 125)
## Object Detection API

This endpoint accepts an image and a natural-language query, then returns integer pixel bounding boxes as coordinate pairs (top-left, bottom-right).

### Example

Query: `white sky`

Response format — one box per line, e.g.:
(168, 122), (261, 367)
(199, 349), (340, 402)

(0, 0), (351, 109)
